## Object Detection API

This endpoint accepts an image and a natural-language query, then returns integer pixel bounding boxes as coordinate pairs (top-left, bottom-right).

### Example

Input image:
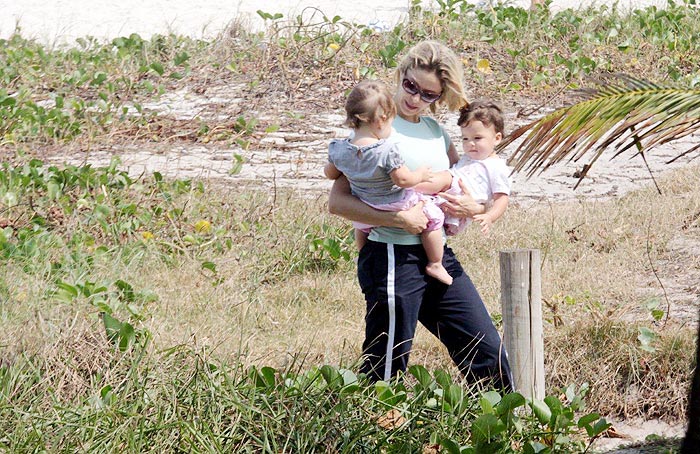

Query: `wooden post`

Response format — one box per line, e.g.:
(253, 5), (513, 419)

(500, 249), (545, 400)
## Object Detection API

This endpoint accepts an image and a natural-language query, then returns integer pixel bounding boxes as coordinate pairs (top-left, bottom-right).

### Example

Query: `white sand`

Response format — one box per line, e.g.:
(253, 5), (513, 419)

(0, 0), (669, 45)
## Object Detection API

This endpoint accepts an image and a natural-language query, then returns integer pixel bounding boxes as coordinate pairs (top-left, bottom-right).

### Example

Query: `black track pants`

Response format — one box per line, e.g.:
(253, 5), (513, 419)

(357, 240), (513, 391)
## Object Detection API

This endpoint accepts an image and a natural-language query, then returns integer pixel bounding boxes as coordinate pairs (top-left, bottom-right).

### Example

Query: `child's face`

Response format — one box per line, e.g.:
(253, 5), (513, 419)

(461, 120), (502, 160)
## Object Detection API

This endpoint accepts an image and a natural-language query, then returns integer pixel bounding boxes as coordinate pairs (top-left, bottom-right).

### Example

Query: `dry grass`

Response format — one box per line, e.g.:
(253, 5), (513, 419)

(2, 165), (697, 422)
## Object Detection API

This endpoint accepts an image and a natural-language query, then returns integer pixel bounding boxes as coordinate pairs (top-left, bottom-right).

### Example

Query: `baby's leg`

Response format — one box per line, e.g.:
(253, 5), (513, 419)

(421, 229), (452, 285)
(355, 229), (369, 251)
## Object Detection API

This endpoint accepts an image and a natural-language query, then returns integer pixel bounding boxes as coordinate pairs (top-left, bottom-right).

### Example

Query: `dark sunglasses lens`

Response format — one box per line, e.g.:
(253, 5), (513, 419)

(402, 78), (418, 95)
(403, 78), (440, 103)
(422, 92), (440, 103)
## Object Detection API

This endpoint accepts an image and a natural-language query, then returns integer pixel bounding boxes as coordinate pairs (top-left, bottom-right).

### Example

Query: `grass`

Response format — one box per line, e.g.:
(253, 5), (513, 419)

(1, 0), (700, 451)
(0, 159), (697, 451)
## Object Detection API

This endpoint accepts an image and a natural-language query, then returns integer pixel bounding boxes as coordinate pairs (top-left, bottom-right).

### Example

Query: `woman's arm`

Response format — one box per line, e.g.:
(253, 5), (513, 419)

(447, 140), (460, 166)
(328, 175), (429, 234)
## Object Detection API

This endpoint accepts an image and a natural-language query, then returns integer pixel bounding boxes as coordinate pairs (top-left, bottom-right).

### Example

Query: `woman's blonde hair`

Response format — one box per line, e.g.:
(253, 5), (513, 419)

(344, 80), (397, 129)
(395, 40), (468, 113)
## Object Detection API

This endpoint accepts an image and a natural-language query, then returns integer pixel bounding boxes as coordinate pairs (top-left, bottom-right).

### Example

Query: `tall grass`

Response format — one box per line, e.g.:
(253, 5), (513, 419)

(0, 157), (697, 447)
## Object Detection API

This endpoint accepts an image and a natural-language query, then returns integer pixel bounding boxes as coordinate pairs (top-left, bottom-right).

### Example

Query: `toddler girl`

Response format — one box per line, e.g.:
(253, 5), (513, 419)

(324, 80), (453, 285)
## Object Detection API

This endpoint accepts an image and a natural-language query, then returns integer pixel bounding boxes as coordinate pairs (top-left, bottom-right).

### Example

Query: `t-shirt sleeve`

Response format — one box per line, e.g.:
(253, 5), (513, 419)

(422, 116), (452, 152)
(382, 144), (405, 171)
(327, 140), (339, 165)
(441, 125), (451, 152)
(489, 159), (512, 195)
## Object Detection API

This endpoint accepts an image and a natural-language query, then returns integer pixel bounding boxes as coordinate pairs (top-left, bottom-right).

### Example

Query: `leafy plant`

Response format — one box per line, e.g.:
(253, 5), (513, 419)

(304, 223), (354, 266)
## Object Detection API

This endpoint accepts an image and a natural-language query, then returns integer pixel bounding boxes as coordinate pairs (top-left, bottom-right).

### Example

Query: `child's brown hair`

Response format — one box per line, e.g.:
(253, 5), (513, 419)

(457, 100), (505, 135)
(344, 80), (397, 129)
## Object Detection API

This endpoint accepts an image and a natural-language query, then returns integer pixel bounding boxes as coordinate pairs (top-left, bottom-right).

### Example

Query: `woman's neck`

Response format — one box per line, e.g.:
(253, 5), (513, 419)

(398, 112), (421, 123)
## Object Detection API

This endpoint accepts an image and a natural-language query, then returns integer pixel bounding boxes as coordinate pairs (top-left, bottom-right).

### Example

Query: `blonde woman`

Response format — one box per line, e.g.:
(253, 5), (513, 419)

(328, 40), (513, 390)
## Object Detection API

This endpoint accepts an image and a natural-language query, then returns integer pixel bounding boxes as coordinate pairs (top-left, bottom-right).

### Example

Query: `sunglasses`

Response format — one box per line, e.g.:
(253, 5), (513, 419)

(401, 78), (442, 103)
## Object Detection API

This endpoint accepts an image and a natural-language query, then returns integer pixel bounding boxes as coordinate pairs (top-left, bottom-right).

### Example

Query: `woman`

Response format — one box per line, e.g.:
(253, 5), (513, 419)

(328, 40), (513, 391)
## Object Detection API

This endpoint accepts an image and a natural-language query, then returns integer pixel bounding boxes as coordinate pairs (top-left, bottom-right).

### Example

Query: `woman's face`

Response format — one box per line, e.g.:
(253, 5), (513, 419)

(394, 68), (442, 122)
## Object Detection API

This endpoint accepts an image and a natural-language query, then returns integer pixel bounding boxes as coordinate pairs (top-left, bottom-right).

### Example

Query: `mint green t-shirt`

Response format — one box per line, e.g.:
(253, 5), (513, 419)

(368, 115), (452, 245)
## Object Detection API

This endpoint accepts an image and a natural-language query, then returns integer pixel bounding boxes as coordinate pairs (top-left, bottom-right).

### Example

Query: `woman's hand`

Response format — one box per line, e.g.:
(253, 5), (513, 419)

(438, 179), (485, 219)
(396, 201), (429, 234)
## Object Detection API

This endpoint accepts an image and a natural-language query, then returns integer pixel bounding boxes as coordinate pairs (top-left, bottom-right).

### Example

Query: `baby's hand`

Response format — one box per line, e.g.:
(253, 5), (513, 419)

(473, 213), (493, 235)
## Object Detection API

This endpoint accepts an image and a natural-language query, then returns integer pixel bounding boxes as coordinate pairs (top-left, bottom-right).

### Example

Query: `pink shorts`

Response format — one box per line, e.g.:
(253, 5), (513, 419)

(353, 189), (445, 233)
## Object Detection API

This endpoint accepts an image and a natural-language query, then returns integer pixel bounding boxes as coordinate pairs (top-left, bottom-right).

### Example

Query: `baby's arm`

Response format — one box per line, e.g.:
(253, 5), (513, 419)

(324, 162), (343, 180)
(473, 193), (509, 235)
(390, 165), (432, 188)
(415, 170), (452, 195)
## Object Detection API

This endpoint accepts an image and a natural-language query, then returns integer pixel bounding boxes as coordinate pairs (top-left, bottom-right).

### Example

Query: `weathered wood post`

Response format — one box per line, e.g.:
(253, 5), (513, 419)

(500, 249), (545, 400)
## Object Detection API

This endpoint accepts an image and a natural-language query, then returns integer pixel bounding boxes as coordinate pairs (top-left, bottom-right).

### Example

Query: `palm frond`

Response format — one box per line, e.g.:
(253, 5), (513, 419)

(501, 74), (700, 185)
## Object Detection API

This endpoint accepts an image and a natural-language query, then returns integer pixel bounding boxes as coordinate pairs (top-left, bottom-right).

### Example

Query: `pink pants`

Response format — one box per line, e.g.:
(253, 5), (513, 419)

(353, 189), (444, 233)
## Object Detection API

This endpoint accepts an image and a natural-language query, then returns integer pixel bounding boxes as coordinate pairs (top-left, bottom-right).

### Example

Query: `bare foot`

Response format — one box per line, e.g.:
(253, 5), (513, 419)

(426, 262), (453, 285)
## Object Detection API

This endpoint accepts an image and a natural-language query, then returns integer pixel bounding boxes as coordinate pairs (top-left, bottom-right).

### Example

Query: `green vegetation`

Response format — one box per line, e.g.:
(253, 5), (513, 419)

(2, 0), (700, 147)
(0, 346), (610, 452)
(1, 0), (699, 451)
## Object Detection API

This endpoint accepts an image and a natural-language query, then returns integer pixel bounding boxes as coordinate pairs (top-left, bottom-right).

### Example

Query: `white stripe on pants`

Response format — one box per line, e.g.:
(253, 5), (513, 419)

(383, 244), (396, 381)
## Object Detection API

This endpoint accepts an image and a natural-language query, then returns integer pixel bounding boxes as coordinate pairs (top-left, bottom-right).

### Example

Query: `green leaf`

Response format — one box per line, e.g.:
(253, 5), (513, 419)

(118, 322), (135, 351)
(339, 368), (357, 386)
(577, 412), (601, 428)
(149, 62), (165, 76)
(481, 390), (502, 411)
(102, 312), (123, 343)
(114, 279), (136, 302)
(651, 309), (665, 321)
(440, 438), (462, 454)
(54, 281), (79, 303)
(229, 153), (244, 175)
(503, 75), (700, 186)
(496, 392), (526, 416)
(638, 327), (658, 352)
(201, 261), (217, 274)
(320, 365), (342, 388)
(529, 398), (552, 425)
(433, 369), (453, 389)
(174, 52), (190, 66)
(471, 413), (507, 444)
(591, 418), (612, 437)
(408, 364), (434, 390)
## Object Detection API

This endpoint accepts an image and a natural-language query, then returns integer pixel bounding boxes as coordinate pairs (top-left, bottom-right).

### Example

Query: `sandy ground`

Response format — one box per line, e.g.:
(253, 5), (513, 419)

(0, 0), (669, 45)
